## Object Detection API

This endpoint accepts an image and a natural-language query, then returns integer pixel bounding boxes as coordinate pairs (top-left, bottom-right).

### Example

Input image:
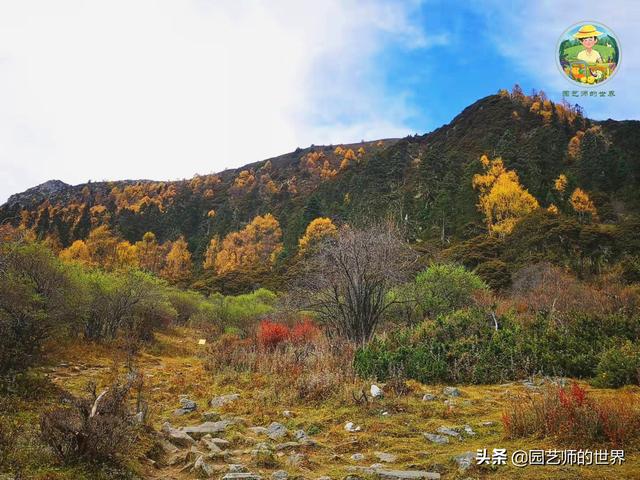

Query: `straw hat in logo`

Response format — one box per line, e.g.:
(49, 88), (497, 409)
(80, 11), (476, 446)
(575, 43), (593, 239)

(573, 24), (603, 39)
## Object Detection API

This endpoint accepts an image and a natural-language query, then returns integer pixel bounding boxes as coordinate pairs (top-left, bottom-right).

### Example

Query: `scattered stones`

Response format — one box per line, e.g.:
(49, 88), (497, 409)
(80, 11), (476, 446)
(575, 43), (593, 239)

(193, 455), (216, 478)
(345, 421), (362, 432)
(229, 464), (249, 473)
(210, 393), (240, 408)
(348, 466), (440, 479)
(294, 429), (314, 445)
(202, 411), (222, 421)
(181, 420), (233, 439)
(351, 453), (365, 461)
(267, 421), (288, 440)
(442, 386), (460, 397)
(162, 421), (195, 447)
(272, 471), (289, 480)
(423, 433), (449, 444)
(463, 425), (476, 436)
(375, 452), (397, 463)
(371, 384), (383, 398)
(436, 426), (460, 438)
(453, 451), (475, 471)
(200, 434), (223, 453)
(422, 393), (436, 402)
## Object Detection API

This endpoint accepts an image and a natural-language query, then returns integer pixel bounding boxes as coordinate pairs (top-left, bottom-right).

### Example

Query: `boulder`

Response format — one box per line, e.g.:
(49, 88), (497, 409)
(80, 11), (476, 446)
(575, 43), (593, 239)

(375, 452), (397, 463)
(423, 433), (449, 444)
(162, 422), (195, 447)
(267, 422), (288, 440)
(351, 453), (365, 461)
(453, 451), (475, 471)
(181, 420), (232, 439)
(442, 387), (460, 397)
(193, 455), (216, 478)
(421, 394), (436, 402)
(344, 421), (362, 432)
(436, 426), (460, 438)
(370, 384), (383, 398)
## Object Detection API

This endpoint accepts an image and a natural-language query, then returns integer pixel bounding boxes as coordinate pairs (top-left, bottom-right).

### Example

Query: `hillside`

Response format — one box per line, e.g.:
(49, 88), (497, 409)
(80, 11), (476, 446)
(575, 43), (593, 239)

(3, 87), (640, 292)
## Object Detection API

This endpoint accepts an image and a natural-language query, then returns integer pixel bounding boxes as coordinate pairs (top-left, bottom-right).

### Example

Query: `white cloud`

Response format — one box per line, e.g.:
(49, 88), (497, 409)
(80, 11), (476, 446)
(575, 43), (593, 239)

(0, 0), (435, 203)
(473, 0), (640, 120)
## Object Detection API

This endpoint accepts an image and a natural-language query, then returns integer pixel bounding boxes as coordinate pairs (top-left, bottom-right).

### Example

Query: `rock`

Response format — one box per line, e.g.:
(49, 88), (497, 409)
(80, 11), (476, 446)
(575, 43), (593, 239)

(201, 434), (223, 453)
(453, 451), (475, 471)
(283, 410), (294, 418)
(275, 441), (300, 451)
(272, 471), (289, 480)
(316, 477), (332, 480)
(344, 421), (361, 432)
(370, 463), (384, 468)
(436, 426), (460, 438)
(210, 393), (240, 408)
(249, 426), (269, 435)
(442, 387), (460, 397)
(421, 394), (436, 402)
(375, 452), (397, 463)
(370, 384), (383, 398)
(162, 421), (195, 447)
(193, 455), (215, 478)
(462, 425), (476, 436)
(351, 453), (365, 461)
(423, 433), (449, 444)
(348, 467), (440, 479)
(267, 422), (288, 440)
(181, 420), (232, 439)
(180, 398), (198, 411)
(229, 464), (248, 473)
(294, 429), (315, 445)
(480, 421), (495, 427)
(202, 411), (222, 421)
(286, 452), (305, 467)
(222, 474), (263, 480)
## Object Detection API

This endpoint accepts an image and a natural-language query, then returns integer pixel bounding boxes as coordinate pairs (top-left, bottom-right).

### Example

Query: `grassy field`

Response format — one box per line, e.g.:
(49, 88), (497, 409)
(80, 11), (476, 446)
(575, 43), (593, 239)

(7, 326), (636, 480)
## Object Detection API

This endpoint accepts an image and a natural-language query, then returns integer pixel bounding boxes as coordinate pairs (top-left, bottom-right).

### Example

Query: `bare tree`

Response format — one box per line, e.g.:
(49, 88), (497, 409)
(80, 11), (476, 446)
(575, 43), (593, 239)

(292, 222), (417, 346)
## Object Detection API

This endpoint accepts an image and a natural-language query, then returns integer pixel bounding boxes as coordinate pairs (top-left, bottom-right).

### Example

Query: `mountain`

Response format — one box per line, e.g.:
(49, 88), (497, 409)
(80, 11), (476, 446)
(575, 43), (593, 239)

(3, 88), (640, 291)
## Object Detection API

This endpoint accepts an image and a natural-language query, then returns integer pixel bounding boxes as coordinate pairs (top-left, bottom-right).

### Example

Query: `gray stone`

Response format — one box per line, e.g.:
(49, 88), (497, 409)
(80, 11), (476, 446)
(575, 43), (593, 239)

(180, 420), (232, 439)
(481, 421), (495, 427)
(200, 434), (223, 453)
(347, 467), (440, 480)
(210, 393), (240, 408)
(193, 455), (215, 478)
(375, 452), (397, 463)
(272, 471), (289, 480)
(421, 393), (436, 402)
(202, 411), (222, 421)
(267, 421), (288, 440)
(162, 421), (195, 447)
(453, 451), (475, 471)
(181, 398), (198, 411)
(442, 386), (460, 397)
(223, 474), (262, 480)
(436, 426), (460, 438)
(351, 453), (365, 461)
(229, 464), (248, 473)
(463, 425), (476, 436)
(423, 433), (449, 444)
(249, 426), (269, 435)
(275, 441), (300, 451)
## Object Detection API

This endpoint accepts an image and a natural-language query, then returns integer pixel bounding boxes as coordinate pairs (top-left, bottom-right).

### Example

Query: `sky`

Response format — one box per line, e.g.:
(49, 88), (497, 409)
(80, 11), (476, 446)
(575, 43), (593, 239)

(0, 0), (638, 203)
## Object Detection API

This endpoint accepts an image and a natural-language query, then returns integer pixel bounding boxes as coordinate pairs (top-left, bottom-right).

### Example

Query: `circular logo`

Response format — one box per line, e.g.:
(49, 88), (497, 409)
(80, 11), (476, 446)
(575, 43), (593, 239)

(557, 22), (620, 86)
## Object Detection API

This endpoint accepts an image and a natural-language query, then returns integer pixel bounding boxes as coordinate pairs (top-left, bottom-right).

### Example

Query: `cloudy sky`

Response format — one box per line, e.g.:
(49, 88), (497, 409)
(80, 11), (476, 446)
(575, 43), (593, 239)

(0, 0), (638, 203)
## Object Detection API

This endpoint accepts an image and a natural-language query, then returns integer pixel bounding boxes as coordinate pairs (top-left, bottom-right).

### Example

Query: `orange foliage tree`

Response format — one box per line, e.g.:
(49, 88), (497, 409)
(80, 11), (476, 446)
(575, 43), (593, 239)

(298, 217), (337, 255)
(570, 188), (598, 222)
(161, 236), (192, 284)
(472, 155), (539, 236)
(214, 214), (283, 274)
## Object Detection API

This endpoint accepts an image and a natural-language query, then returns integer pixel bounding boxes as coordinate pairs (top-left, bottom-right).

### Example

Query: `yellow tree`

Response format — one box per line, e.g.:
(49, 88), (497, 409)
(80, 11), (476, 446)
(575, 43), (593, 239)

(161, 236), (192, 284)
(85, 225), (119, 269)
(554, 174), (568, 194)
(136, 231), (163, 274)
(215, 214), (282, 274)
(472, 155), (539, 236)
(203, 236), (220, 270)
(114, 241), (139, 270)
(59, 240), (91, 265)
(298, 217), (338, 255)
(570, 188), (598, 222)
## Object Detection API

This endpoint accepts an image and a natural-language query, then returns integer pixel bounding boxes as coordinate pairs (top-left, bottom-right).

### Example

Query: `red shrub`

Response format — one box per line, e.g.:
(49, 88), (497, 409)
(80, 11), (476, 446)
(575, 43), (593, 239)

(290, 318), (321, 345)
(257, 320), (290, 349)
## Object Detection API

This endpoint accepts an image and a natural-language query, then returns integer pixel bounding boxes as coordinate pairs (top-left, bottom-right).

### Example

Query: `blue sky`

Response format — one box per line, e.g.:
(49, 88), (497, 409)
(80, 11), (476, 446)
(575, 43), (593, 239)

(0, 0), (638, 203)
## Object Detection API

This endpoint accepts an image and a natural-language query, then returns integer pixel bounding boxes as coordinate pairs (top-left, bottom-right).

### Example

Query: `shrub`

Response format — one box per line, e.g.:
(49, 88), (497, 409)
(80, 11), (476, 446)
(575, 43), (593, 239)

(257, 320), (290, 349)
(503, 383), (640, 447)
(413, 263), (488, 319)
(40, 379), (142, 466)
(593, 341), (640, 388)
(474, 259), (511, 290)
(290, 318), (321, 344)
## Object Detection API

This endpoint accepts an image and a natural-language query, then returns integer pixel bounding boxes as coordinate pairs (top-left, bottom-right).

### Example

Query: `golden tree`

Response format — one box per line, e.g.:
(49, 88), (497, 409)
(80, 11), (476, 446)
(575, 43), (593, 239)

(215, 214), (282, 274)
(85, 225), (119, 269)
(136, 231), (163, 273)
(472, 155), (539, 236)
(570, 188), (598, 222)
(203, 236), (220, 270)
(298, 217), (338, 255)
(161, 236), (192, 284)
(114, 241), (139, 270)
(59, 240), (91, 265)
(554, 174), (568, 194)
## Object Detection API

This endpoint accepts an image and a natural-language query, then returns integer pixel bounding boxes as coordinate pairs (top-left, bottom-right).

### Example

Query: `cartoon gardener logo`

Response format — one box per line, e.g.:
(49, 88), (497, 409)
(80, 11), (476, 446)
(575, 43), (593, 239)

(557, 22), (620, 86)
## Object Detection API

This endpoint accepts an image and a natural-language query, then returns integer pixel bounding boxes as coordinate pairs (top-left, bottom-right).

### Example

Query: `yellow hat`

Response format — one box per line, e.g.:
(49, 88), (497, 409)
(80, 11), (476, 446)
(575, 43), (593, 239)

(573, 24), (603, 39)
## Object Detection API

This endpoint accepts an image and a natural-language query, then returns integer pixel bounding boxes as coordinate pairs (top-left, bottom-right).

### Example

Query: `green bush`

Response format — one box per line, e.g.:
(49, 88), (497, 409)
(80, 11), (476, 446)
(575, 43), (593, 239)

(208, 288), (277, 333)
(593, 341), (640, 388)
(413, 264), (488, 319)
